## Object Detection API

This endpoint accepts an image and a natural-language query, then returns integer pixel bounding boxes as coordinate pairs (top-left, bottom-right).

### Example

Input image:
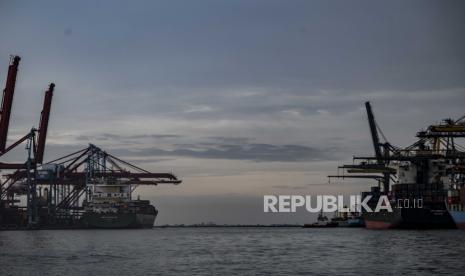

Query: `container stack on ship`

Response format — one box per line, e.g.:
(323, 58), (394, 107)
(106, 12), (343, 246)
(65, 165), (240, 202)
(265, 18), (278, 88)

(329, 102), (465, 229)
(82, 180), (158, 229)
(0, 55), (181, 230)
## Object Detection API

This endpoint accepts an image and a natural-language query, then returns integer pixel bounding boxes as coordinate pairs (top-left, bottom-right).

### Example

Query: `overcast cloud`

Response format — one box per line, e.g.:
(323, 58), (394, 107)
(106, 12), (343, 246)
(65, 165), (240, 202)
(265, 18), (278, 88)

(1, 0), (464, 224)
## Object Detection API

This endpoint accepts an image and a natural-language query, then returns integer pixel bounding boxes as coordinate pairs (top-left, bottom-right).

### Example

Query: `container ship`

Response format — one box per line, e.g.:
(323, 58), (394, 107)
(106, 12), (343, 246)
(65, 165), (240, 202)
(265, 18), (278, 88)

(446, 186), (465, 229)
(81, 182), (158, 229)
(0, 55), (181, 230)
(329, 102), (464, 229)
(361, 158), (456, 229)
(0, 145), (181, 230)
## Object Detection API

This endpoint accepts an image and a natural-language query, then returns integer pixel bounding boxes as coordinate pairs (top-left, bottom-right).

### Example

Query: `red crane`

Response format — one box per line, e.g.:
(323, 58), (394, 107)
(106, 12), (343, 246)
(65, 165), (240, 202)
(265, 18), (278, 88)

(35, 83), (54, 164)
(0, 56), (21, 152)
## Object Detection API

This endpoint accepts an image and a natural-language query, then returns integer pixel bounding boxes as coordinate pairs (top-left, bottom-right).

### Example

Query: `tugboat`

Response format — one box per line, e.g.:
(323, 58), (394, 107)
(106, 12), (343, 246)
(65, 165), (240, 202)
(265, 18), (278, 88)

(328, 207), (364, 227)
(81, 180), (157, 229)
(347, 215), (364, 227)
(347, 206), (365, 227)
(303, 211), (338, 228)
(330, 207), (349, 227)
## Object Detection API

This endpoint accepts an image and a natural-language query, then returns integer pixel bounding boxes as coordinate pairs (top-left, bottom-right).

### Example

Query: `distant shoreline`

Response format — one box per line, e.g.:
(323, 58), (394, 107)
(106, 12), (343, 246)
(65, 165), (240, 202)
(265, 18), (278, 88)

(154, 224), (303, 228)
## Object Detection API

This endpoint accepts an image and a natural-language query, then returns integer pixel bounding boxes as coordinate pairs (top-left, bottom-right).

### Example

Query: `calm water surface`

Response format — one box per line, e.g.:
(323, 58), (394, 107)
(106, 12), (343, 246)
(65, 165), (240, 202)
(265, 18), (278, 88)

(1, 228), (465, 275)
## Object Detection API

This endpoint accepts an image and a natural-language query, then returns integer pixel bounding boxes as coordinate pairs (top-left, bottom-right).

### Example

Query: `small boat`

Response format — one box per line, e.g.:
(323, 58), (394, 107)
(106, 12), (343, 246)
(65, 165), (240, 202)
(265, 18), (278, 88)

(329, 206), (364, 227)
(303, 212), (338, 228)
(330, 208), (349, 227)
(347, 215), (364, 227)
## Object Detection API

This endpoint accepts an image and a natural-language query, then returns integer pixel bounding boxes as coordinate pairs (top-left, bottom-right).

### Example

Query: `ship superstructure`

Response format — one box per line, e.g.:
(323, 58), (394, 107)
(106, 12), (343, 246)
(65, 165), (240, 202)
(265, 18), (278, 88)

(82, 178), (159, 228)
(81, 181), (158, 229)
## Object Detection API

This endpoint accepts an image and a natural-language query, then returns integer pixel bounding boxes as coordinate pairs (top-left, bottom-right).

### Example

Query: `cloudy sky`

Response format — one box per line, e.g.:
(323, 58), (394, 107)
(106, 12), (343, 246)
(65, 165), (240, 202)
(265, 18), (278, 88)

(1, 0), (464, 224)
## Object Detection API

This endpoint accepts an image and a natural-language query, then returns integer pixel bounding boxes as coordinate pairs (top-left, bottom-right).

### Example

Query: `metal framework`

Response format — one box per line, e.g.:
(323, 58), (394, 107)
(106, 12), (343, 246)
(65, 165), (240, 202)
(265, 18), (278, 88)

(0, 55), (181, 229)
(329, 101), (465, 195)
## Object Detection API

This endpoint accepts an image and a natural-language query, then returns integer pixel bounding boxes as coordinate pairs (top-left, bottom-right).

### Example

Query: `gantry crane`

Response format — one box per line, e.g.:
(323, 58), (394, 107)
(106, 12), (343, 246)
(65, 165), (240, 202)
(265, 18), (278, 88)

(329, 102), (465, 200)
(0, 55), (181, 229)
(328, 102), (396, 193)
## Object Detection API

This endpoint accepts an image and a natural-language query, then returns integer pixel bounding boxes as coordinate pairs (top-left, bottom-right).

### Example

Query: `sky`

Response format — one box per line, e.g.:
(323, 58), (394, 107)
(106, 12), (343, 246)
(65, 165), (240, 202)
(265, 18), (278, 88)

(0, 0), (464, 224)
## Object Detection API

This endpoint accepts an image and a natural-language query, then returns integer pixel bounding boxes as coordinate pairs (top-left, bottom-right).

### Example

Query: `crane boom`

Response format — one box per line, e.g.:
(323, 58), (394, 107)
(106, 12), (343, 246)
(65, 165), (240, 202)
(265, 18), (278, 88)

(365, 101), (391, 193)
(0, 56), (21, 152)
(35, 83), (54, 164)
(365, 101), (382, 162)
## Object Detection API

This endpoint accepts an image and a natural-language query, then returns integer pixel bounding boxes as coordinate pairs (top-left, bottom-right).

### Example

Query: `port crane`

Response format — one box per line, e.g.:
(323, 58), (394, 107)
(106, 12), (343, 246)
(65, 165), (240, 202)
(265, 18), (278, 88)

(0, 55), (181, 229)
(329, 101), (465, 198)
(328, 102), (396, 193)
